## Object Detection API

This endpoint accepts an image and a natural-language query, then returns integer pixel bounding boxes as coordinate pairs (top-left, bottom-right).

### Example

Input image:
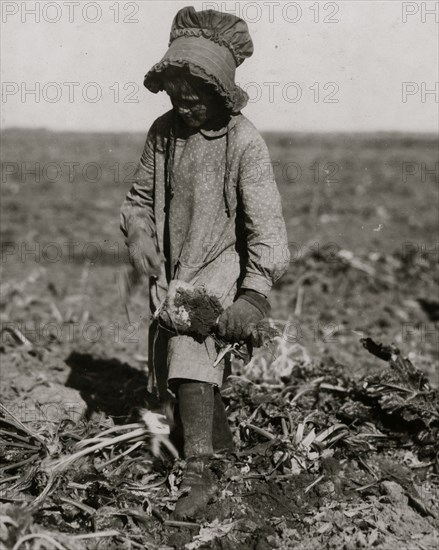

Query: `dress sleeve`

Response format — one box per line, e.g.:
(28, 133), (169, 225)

(120, 124), (156, 238)
(238, 132), (290, 296)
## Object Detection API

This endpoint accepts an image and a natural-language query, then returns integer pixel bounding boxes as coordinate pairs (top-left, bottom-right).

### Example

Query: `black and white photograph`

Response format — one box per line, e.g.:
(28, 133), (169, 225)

(1, 1), (438, 548)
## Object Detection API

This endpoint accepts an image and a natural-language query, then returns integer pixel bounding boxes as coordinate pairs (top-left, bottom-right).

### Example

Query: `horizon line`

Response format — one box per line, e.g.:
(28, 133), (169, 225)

(1, 126), (438, 138)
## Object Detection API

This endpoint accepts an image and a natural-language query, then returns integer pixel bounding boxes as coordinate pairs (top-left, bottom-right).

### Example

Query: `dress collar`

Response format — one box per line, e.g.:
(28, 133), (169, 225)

(199, 114), (239, 138)
(172, 111), (239, 139)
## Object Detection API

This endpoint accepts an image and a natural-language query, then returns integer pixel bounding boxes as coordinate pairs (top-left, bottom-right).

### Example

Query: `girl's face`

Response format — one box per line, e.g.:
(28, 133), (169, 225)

(164, 75), (224, 129)
(169, 90), (211, 128)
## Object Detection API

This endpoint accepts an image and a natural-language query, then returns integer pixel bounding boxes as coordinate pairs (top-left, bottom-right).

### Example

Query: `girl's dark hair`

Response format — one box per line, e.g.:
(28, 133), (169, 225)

(161, 66), (226, 108)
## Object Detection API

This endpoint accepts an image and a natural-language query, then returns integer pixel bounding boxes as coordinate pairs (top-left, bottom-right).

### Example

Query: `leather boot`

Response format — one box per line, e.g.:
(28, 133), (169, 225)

(173, 382), (218, 519)
(172, 388), (235, 454)
(174, 456), (218, 519)
(212, 388), (235, 452)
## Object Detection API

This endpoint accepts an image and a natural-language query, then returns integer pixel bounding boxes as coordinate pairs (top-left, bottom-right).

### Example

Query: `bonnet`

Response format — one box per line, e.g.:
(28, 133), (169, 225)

(144, 6), (254, 113)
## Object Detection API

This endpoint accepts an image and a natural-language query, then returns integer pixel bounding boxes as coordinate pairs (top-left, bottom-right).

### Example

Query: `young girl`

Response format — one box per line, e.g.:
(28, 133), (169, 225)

(120, 6), (290, 519)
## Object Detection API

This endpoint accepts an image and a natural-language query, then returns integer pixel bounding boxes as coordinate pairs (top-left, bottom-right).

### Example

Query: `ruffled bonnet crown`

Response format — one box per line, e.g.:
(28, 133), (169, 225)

(144, 6), (254, 113)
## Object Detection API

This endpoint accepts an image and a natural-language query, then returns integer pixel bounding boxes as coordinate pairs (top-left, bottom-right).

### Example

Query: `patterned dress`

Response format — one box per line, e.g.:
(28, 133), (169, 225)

(120, 110), (289, 394)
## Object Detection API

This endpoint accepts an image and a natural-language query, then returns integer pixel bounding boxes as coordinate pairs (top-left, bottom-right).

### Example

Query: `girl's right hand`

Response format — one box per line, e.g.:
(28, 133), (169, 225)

(126, 228), (163, 278)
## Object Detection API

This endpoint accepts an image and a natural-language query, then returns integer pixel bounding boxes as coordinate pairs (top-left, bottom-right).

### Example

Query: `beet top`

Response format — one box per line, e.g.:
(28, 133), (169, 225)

(155, 281), (224, 338)
(173, 287), (223, 337)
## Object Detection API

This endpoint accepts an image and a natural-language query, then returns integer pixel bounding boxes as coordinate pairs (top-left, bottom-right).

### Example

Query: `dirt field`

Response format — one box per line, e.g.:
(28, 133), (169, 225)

(1, 128), (438, 549)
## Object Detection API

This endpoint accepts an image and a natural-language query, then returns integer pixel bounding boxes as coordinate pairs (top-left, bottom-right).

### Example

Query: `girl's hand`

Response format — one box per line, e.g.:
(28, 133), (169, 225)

(217, 291), (270, 346)
(126, 228), (162, 278)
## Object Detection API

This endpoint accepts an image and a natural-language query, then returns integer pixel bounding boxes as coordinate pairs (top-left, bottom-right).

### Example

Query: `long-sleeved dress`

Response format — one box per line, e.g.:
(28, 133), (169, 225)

(120, 110), (290, 394)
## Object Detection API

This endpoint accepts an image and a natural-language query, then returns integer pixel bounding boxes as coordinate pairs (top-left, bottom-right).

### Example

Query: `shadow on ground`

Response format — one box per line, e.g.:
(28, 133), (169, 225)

(65, 352), (158, 421)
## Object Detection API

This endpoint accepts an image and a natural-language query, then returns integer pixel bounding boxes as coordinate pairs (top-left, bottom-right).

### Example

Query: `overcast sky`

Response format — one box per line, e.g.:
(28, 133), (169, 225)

(1, 0), (438, 133)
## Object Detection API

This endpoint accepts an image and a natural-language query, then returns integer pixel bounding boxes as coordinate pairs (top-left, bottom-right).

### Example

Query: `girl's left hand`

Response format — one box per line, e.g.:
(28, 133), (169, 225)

(217, 297), (264, 343)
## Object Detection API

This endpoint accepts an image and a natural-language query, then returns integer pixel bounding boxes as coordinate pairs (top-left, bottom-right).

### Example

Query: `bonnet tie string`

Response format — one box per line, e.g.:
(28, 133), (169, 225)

(223, 130), (231, 217)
